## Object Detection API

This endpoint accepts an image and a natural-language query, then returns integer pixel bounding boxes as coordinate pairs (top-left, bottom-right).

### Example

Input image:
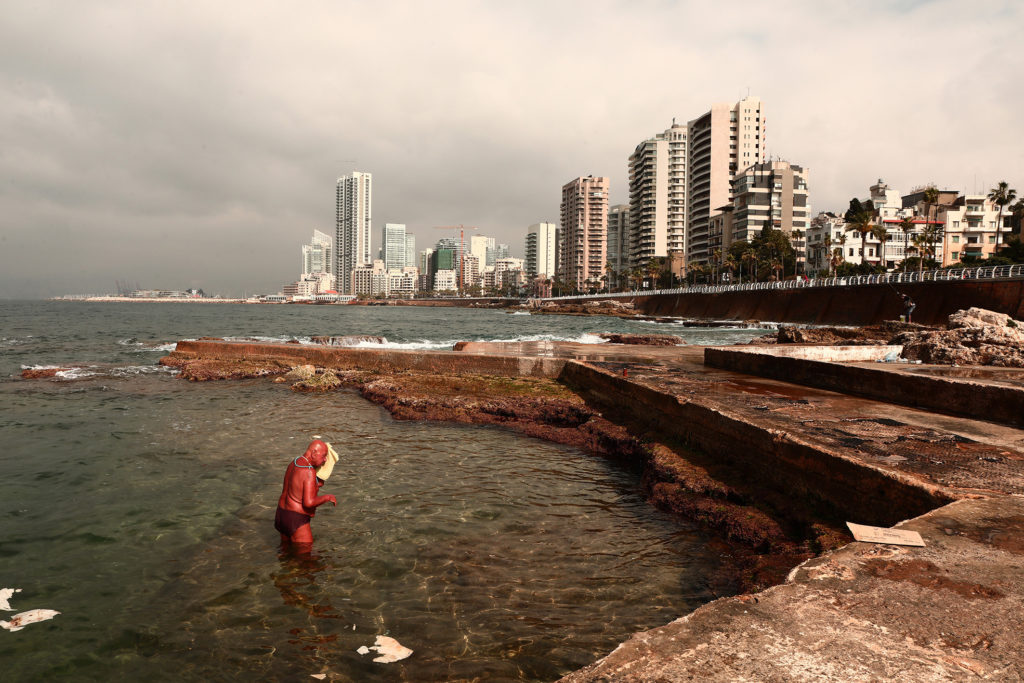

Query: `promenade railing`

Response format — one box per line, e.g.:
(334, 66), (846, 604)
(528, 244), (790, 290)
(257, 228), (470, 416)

(540, 264), (1024, 302)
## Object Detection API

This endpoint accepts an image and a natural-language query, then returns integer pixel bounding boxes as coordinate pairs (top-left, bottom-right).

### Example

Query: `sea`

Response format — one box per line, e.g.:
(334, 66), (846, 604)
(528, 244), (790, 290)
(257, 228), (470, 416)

(0, 301), (770, 682)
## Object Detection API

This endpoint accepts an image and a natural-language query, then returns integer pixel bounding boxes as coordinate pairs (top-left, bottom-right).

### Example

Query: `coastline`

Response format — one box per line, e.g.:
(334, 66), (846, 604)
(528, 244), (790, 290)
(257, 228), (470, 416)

(151, 334), (1024, 680)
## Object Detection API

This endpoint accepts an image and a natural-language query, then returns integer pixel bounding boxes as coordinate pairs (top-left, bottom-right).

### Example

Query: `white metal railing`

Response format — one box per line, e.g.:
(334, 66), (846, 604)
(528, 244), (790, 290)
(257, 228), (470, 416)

(539, 264), (1024, 302)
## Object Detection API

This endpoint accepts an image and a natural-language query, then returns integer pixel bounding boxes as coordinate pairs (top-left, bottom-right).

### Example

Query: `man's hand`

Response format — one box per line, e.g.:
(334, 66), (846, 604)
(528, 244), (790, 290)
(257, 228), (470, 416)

(325, 494), (337, 506)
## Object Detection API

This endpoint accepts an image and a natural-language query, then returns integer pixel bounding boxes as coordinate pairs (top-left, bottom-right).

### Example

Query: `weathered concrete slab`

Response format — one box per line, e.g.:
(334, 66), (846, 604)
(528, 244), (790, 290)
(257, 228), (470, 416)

(560, 495), (1024, 682)
(705, 345), (1024, 428)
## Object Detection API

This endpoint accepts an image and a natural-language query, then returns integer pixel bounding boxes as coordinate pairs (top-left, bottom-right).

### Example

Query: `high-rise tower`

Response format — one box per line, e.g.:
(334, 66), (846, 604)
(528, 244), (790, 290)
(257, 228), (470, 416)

(627, 122), (687, 268)
(335, 171), (373, 294)
(302, 229), (333, 276)
(380, 223), (408, 270)
(525, 222), (557, 279)
(558, 176), (608, 291)
(687, 96), (766, 264)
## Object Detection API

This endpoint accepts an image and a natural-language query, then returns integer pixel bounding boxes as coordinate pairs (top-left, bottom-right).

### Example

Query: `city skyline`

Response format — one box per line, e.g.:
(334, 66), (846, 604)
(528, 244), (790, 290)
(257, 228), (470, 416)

(2, 2), (1021, 297)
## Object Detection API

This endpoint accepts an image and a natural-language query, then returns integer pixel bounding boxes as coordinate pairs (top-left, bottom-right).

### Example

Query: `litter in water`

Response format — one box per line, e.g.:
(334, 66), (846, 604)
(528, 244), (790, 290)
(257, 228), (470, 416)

(356, 635), (414, 663)
(1, 609), (61, 632)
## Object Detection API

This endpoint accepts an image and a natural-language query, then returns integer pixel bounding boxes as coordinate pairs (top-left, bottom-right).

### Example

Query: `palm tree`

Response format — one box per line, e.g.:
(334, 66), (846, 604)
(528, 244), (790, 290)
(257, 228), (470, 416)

(845, 212), (874, 267)
(987, 181), (1017, 252)
(644, 258), (663, 289)
(871, 224), (890, 271)
(914, 228), (938, 274)
(722, 255), (737, 284)
(742, 248), (758, 283)
(826, 247), (842, 276)
(921, 185), (940, 260)
(711, 249), (722, 286)
(1011, 200), (1024, 235)
(791, 229), (805, 275)
(897, 216), (916, 273)
(819, 235), (833, 275)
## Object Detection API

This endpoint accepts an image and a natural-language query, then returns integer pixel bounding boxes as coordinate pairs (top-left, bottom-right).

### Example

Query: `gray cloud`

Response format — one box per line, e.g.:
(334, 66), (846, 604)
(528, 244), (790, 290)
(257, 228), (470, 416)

(1, 0), (1021, 297)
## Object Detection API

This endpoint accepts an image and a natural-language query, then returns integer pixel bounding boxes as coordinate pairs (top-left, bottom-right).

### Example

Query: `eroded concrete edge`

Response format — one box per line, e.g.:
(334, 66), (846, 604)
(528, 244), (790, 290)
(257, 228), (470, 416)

(559, 495), (1024, 682)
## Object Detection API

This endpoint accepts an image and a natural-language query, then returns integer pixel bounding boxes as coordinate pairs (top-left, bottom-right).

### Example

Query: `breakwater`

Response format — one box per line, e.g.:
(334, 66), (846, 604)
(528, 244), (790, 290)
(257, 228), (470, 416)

(636, 277), (1024, 325)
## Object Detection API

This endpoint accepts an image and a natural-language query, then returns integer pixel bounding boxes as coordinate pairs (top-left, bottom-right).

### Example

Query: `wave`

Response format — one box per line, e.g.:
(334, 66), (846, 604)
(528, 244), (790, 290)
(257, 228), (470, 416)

(21, 364), (178, 380)
(222, 335), (314, 345)
(1, 336), (34, 347)
(630, 319), (779, 330)
(118, 338), (181, 352)
(342, 332), (610, 351)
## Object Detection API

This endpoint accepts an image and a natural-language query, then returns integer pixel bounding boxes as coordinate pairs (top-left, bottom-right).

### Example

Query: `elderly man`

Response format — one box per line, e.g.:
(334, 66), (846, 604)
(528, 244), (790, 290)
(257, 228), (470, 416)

(275, 439), (337, 547)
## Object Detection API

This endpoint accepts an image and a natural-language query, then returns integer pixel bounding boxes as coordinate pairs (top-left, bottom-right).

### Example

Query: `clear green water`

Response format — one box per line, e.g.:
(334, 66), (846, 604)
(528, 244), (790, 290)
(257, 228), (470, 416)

(0, 302), (768, 681)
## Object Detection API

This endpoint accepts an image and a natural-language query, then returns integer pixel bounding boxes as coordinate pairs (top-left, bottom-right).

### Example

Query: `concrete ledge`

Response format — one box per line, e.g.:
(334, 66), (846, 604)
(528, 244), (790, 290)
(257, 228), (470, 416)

(705, 345), (1024, 428)
(559, 361), (955, 527)
(561, 495), (1024, 681)
(170, 340), (568, 378)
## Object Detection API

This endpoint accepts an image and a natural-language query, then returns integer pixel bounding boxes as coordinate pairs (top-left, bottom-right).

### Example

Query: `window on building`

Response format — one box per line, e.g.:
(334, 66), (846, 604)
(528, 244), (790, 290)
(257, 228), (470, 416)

(951, 251), (959, 260)
(953, 221), (959, 227)
(989, 235), (996, 244)
(952, 235), (959, 243)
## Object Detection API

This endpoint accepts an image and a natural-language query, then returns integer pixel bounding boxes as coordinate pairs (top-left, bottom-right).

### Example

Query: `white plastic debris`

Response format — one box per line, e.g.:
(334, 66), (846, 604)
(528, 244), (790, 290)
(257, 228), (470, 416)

(356, 636), (413, 663)
(0, 588), (22, 611)
(1, 609), (61, 632)
(369, 635), (413, 663)
(310, 674), (327, 680)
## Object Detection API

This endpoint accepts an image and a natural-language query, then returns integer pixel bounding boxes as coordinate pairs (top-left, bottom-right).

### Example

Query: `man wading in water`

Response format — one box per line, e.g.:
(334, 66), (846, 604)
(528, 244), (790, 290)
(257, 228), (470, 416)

(275, 440), (336, 548)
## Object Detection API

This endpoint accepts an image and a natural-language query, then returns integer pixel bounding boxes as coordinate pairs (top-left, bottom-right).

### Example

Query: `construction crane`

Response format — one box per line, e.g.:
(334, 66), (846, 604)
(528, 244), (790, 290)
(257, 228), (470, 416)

(433, 225), (478, 291)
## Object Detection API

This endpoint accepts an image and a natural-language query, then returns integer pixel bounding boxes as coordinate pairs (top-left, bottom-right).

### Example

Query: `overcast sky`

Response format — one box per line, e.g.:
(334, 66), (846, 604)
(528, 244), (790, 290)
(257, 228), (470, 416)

(1, 0), (1021, 297)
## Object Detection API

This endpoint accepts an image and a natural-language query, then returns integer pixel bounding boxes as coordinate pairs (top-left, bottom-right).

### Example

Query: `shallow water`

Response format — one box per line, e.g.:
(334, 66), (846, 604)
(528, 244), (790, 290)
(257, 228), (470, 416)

(0, 302), (768, 681)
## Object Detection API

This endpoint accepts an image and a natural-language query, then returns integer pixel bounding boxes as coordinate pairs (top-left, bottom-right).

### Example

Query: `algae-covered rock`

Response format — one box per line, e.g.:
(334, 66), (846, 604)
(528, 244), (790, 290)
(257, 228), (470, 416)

(284, 364), (317, 380)
(291, 370), (342, 392)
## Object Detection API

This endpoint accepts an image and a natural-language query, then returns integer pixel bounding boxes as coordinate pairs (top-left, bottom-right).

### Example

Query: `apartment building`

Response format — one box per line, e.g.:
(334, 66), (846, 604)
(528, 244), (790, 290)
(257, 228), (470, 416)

(606, 204), (630, 289)
(558, 175), (609, 291)
(352, 260), (389, 297)
(627, 122), (686, 267)
(380, 223), (408, 270)
(301, 229), (332, 277)
(336, 171), (373, 294)
(806, 212), (847, 276)
(940, 195), (1013, 265)
(525, 222), (557, 279)
(687, 96), (766, 265)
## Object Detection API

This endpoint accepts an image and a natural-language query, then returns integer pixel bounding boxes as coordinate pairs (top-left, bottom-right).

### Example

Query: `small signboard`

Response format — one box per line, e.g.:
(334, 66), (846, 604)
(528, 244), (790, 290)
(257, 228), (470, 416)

(846, 522), (926, 547)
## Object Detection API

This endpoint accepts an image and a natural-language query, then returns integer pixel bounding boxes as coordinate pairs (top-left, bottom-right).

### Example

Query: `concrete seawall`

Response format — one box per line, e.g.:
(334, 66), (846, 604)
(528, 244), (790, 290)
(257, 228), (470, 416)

(559, 361), (954, 527)
(705, 346), (1024, 428)
(637, 278), (1024, 325)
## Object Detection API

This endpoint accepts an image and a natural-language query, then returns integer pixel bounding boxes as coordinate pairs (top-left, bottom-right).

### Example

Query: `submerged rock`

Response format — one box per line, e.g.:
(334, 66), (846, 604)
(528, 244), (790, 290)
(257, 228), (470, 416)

(599, 333), (684, 346)
(158, 356), (291, 381)
(20, 368), (71, 379)
(291, 370), (342, 392)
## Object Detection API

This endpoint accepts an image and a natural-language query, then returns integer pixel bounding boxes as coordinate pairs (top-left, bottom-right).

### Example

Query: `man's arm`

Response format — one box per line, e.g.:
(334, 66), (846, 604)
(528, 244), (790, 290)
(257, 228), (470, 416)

(301, 471), (337, 509)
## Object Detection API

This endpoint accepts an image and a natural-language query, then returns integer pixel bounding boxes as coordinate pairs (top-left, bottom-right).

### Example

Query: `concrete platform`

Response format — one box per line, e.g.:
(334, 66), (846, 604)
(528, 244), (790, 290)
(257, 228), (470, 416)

(561, 495), (1024, 681)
